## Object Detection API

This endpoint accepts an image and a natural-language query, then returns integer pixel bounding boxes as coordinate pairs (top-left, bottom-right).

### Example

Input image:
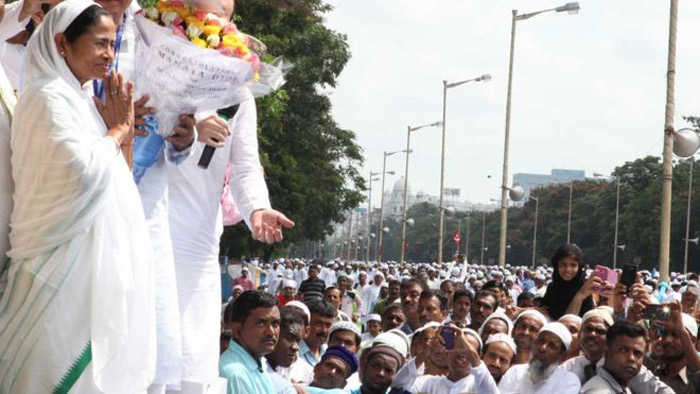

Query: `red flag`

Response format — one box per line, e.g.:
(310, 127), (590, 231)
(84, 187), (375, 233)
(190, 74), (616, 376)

(452, 230), (461, 245)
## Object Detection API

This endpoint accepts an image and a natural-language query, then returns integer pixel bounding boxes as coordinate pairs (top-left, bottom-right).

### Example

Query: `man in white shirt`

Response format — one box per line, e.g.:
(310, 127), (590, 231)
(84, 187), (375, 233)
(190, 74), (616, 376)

(498, 322), (581, 394)
(362, 272), (385, 315)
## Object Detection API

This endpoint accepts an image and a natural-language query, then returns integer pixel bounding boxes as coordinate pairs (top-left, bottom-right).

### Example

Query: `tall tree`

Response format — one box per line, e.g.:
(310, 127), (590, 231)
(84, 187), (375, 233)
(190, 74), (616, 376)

(220, 0), (365, 261)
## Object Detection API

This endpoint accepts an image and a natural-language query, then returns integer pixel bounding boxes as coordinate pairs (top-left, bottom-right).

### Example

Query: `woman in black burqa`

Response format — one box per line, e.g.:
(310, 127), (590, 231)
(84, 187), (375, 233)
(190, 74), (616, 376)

(541, 244), (602, 320)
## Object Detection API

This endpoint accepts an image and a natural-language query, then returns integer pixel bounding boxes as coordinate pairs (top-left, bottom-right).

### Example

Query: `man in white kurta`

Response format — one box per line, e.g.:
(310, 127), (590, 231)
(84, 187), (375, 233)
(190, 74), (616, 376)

(167, 93), (293, 393)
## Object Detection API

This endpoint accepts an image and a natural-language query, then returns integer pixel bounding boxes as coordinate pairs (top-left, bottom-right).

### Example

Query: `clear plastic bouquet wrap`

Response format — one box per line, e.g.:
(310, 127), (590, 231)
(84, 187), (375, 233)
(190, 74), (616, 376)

(133, 0), (289, 137)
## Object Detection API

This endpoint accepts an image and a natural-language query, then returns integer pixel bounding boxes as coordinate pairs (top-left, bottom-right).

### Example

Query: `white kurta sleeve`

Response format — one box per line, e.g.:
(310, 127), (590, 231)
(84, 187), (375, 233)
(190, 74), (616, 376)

(0, 0), (29, 41)
(471, 362), (501, 393)
(227, 97), (271, 229)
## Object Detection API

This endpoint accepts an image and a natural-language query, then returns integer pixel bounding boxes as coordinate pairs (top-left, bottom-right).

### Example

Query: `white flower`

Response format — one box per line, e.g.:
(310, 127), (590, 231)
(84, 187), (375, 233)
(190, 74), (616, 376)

(161, 10), (178, 25)
(206, 34), (220, 48)
(144, 6), (159, 21)
(186, 23), (203, 39)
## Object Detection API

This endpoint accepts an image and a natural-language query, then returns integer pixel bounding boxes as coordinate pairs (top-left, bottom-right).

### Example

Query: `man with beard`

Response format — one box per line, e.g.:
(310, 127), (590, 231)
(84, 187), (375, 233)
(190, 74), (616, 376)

(511, 310), (547, 365)
(563, 308), (673, 393)
(372, 280), (401, 316)
(399, 278), (425, 335)
(220, 290), (280, 393)
(307, 345), (359, 391)
(645, 303), (700, 394)
(337, 273), (365, 324)
(580, 321), (648, 393)
(401, 325), (499, 393)
(445, 289), (472, 328)
(265, 307), (305, 394)
(482, 333), (517, 383)
(467, 290), (498, 331)
(498, 322), (580, 393)
(439, 280), (455, 311)
(382, 304), (406, 331)
(418, 289), (448, 326)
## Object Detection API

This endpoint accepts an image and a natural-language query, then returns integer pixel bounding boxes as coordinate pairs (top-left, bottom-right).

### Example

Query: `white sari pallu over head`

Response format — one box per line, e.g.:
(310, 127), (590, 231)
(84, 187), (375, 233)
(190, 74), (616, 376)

(0, 0), (156, 392)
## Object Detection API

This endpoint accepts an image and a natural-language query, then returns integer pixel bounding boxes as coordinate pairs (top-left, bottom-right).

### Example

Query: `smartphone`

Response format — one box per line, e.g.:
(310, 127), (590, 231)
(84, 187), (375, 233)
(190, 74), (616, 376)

(593, 265), (618, 284)
(620, 264), (638, 288)
(441, 325), (454, 350)
(644, 304), (670, 321)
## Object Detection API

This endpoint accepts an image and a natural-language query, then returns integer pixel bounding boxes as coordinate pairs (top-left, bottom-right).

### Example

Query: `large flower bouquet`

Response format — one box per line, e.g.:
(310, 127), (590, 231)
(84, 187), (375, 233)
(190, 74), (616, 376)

(133, 0), (288, 137)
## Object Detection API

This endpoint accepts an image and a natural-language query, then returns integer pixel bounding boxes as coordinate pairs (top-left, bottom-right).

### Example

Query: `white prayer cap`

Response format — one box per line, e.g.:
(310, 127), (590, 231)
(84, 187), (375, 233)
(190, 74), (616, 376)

(559, 314), (583, 325)
(380, 282), (389, 288)
(684, 281), (700, 298)
(462, 328), (483, 353)
(283, 280), (297, 289)
(451, 267), (461, 276)
(535, 274), (546, 280)
(413, 321), (441, 336)
(367, 313), (382, 323)
(484, 333), (517, 354)
(479, 312), (513, 336)
(330, 321), (362, 343)
(514, 310), (548, 327)
(682, 313), (699, 337)
(373, 329), (410, 358)
(241, 267), (249, 273)
(582, 308), (614, 327)
(283, 269), (294, 279)
(374, 272), (385, 280)
(286, 301), (310, 324)
(539, 322), (572, 350)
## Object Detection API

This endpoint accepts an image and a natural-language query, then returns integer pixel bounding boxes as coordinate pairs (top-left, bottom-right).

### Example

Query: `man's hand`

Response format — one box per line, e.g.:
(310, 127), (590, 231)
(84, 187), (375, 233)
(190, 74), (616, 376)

(19, 0), (58, 21)
(251, 209), (295, 244)
(167, 114), (195, 151)
(134, 95), (155, 135)
(196, 115), (231, 148)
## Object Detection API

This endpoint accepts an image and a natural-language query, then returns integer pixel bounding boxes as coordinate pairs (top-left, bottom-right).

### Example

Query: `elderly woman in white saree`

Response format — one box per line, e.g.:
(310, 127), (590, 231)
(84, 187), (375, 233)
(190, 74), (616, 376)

(0, 0), (155, 393)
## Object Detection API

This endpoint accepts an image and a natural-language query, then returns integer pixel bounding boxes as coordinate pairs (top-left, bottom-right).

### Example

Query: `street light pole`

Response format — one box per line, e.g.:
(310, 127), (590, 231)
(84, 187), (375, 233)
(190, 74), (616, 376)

(531, 196), (539, 268)
(438, 75), (490, 264)
(399, 122), (441, 263)
(481, 210), (487, 264)
(659, 0), (678, 282)
(366, 172), (378, 263)
(377, 151), (404, 262)
(613, 178), (621, 269)
(498, 3), (580, 268)
(567, 182), (573, 243)
(684, 157), (694, 274)
(465, 212), (471, 263)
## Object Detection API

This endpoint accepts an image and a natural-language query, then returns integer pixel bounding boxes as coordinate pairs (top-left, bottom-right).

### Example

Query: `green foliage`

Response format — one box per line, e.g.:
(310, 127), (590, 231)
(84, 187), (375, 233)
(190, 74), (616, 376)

(347, 156), (699, 272)
(219, 0), (365, 261)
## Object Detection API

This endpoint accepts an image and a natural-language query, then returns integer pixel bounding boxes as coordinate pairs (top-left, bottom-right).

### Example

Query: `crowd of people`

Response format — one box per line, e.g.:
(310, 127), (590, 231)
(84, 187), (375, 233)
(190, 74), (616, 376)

(0, 0), (699, 393)
(224, 243), (700, 394)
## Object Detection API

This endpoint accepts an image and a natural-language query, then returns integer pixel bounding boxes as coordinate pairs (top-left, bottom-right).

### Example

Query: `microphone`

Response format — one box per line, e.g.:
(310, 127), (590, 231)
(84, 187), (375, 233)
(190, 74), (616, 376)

(198, 104), (240, 169)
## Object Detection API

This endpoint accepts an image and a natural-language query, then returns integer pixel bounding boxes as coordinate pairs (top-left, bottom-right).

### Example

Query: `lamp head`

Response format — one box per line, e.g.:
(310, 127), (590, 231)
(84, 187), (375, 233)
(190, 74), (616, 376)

(406, 218), (415, 227)
(477, 74), (492, 82)
(443, 206), (457, 217)
(556, 2), (580, 14)
(387, 171), (396, 175)
(382, 227), (390, 234)
(508, 185), (525, 202)
(673, 128), (700, 158)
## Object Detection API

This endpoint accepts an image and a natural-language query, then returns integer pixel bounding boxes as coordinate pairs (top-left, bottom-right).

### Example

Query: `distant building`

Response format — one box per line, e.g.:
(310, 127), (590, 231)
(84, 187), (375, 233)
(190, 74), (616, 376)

(512, 169), (586, 204)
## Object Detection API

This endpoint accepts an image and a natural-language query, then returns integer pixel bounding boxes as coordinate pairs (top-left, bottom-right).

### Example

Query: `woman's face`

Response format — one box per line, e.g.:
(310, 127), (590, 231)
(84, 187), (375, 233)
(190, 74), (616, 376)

(58, 15), (116, 85)
(558, 256), (579, 282)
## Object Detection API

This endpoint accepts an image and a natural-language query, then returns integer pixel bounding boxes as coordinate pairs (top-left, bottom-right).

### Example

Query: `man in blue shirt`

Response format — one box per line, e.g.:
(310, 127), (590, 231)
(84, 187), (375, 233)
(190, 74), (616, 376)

(220, 290), (280, 394)
(299, 300), (337, 367)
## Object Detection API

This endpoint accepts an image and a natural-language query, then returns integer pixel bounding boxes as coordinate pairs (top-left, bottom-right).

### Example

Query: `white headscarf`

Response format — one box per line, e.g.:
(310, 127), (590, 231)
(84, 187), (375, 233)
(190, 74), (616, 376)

(2, 1), (156, 392)
(21, 0), (94, 92)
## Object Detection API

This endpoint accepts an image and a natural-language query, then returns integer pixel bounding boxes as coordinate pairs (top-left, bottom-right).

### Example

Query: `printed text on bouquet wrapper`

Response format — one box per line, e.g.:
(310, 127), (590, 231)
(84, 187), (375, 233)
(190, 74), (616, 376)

(149, 44), (252, 101)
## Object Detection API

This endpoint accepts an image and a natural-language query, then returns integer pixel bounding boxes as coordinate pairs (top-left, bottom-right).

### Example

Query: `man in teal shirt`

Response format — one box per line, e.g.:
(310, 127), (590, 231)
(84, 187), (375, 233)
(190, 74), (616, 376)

(220, 290), (281, 394)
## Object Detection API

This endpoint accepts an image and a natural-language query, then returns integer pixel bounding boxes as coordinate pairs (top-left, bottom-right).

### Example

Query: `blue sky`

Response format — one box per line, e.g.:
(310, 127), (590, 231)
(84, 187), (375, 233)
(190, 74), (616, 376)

(323, 0), (700, 206)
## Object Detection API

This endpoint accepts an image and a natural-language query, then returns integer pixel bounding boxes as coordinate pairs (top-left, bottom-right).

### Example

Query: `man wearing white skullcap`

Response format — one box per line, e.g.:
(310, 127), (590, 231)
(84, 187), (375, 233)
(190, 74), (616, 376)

(361, 314), (383, 342)
(394, 324), (499, 394)
(559, 314), (582, 360)
(483, 333), (517, 383)
(643, 307), (700, 394)
(498, 322), (580, 393)
(512, 309), (548, 365)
